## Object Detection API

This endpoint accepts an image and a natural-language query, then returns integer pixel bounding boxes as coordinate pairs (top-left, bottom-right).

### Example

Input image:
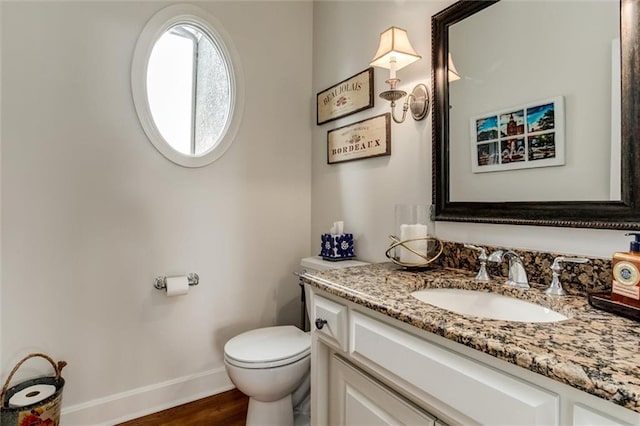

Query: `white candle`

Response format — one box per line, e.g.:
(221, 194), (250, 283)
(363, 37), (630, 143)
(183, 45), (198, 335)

(389, 57), (397, 80)
(399, 224), (428, 264)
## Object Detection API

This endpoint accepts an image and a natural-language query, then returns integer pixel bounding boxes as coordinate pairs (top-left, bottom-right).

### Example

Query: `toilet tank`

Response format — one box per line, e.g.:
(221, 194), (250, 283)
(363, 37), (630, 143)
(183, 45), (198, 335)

(300, 256), (368, 273)
(298, 257), (368, 331)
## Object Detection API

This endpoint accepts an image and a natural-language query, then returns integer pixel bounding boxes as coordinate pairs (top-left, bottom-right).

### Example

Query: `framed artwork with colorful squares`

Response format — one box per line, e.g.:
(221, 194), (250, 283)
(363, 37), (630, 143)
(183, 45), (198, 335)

(471, 96), (565, 173)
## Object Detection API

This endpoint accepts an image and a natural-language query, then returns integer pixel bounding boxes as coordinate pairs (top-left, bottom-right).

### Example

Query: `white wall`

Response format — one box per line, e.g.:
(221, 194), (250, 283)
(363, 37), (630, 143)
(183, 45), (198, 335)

(312, 0), (449, 263)
(311, 1), (629, 263)
(0, 1), (312, 424)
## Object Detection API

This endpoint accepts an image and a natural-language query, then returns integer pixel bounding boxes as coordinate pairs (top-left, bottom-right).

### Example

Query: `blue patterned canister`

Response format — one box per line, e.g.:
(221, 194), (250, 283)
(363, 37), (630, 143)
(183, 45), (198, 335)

(320, 233), (355, 261)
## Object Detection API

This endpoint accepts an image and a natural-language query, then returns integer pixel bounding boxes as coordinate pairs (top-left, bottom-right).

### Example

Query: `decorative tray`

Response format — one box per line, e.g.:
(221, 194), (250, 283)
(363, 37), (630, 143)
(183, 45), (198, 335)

(588, 292), (640, 322)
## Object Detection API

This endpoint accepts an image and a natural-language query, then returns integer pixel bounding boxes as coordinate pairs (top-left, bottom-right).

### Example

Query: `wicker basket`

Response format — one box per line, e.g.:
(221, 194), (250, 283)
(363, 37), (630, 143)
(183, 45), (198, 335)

(0, 353), (67, 426)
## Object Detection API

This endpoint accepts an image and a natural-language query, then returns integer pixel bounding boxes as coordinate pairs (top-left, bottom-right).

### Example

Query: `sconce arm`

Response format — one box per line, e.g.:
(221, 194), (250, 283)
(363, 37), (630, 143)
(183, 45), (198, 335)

(389, 100), (411, 124)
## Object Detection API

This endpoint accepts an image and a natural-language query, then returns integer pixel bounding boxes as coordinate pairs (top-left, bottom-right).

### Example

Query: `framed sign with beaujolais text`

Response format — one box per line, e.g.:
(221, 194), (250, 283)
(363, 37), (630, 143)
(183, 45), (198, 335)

(317, 68), (374, 125)
(327, 113), (391, 164)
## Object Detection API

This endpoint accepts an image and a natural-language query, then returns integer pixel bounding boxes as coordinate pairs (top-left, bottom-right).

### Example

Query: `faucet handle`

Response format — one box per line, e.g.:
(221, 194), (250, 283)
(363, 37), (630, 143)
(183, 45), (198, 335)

(551, 256), (589, 270)
(464, 244), (487, 259)
(545, 256), (590, 296)
(464, 244), (490, 281)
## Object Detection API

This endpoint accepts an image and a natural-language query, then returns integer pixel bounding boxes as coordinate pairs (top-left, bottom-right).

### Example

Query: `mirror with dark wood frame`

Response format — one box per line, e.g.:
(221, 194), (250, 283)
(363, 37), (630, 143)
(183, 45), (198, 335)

(432, 0), (640, 229)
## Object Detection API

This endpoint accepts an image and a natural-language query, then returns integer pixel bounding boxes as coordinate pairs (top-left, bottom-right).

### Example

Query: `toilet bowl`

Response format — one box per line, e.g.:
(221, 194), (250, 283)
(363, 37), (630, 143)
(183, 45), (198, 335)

(224, 326), (310, 426)
(224, 256), (368, 426)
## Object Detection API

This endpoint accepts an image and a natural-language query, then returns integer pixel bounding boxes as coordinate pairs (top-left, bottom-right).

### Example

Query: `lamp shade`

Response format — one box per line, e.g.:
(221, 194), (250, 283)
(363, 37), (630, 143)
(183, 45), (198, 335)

(370, 26), (421, 71)
(448, 52), (461, 82)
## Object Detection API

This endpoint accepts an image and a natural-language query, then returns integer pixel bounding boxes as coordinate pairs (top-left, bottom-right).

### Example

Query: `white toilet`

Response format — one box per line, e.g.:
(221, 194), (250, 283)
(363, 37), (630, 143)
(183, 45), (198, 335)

(223, 256), (367, 426)
(224, 325), (311, 426)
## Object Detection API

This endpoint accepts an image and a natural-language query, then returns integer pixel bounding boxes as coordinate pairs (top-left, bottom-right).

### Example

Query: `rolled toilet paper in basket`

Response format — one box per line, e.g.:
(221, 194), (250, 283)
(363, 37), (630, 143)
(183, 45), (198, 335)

(8, 384), (56, 407)
(166, 276), (189, 296)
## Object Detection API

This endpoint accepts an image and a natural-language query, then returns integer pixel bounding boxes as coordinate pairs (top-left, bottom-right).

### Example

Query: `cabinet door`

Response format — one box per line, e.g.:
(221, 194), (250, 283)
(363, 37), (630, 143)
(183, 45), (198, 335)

(329, 354), (436, 426)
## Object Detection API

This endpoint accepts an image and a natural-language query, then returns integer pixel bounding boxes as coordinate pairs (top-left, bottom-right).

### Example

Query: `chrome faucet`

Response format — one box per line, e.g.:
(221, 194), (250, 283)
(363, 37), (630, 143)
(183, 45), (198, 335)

(487, 249), (530, 289)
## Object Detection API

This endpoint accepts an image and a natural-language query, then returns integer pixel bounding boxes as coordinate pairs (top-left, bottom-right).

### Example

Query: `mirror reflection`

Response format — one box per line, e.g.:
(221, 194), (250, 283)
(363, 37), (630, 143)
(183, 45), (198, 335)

(447, 1), (620, 203)
(147, 24), (231, 157)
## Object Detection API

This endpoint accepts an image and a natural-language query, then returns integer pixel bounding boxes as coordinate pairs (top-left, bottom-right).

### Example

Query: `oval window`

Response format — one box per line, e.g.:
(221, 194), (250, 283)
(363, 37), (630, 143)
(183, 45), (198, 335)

(132, 5), (244, 167)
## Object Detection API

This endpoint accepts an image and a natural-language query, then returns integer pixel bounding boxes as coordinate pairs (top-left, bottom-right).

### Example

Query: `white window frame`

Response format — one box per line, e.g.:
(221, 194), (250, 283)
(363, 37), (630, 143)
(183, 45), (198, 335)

(131, 4), (244, 168)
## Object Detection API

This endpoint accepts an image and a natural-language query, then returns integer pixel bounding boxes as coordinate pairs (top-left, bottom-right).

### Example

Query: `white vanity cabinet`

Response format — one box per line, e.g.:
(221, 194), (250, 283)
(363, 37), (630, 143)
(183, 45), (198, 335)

(307, 286), (640, 426)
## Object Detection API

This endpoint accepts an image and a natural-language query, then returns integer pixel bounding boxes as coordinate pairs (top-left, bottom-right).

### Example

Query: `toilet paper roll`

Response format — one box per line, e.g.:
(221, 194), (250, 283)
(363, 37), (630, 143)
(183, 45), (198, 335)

(8, 384), (56, 407)
(166, 276), (189, 296)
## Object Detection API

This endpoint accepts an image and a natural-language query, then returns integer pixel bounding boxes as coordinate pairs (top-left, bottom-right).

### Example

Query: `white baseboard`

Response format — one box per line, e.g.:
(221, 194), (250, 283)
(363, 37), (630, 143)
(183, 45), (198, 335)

(61, 367), (234, 426)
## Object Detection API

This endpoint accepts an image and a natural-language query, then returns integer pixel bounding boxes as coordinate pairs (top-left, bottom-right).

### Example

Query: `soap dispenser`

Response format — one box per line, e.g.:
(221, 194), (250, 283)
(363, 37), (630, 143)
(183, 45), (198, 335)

(611, 232), (640, 308)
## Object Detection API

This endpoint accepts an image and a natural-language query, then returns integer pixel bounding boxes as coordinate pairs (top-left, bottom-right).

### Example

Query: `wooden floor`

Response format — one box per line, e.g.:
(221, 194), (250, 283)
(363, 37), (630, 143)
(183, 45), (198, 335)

(117, 389), (248, 426)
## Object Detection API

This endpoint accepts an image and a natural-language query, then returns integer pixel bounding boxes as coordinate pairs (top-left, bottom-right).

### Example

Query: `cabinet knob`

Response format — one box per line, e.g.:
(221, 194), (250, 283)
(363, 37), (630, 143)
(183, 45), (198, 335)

(315, 318), (328, 330)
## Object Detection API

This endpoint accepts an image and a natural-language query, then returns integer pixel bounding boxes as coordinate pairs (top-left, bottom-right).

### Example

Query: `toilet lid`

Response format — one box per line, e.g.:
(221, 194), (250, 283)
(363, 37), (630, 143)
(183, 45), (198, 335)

(224, 326), (310, 368)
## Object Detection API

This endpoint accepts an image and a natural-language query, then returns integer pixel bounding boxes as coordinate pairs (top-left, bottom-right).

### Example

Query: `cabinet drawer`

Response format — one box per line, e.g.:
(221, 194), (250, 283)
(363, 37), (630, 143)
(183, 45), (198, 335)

(330, 354), (436, 426)
(350, 311), (559, 425)
(312, 294), (348, 351)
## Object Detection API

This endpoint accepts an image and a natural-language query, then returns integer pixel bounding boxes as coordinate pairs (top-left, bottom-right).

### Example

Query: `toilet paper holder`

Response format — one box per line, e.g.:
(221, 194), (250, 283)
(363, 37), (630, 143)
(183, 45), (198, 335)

(154, 273), (199, 290)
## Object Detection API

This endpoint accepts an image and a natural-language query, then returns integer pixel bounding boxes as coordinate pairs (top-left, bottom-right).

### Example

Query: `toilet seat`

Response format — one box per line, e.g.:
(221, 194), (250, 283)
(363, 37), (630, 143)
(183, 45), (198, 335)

(224, 325), (311, 369)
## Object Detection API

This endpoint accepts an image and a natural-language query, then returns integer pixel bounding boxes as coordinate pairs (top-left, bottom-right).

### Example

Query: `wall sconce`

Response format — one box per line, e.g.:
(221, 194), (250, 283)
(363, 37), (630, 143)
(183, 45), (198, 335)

(370, 26), (429, 123)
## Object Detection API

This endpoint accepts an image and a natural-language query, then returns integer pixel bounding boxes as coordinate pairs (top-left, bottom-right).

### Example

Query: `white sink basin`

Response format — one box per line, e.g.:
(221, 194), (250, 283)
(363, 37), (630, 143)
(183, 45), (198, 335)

(411, 288), (569, 323)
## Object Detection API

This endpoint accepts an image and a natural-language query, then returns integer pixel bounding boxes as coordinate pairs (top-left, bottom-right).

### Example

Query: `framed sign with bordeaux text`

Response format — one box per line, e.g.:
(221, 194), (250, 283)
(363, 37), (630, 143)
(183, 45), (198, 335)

(316, 68), (374, 125)
(327, 113), (391, 164)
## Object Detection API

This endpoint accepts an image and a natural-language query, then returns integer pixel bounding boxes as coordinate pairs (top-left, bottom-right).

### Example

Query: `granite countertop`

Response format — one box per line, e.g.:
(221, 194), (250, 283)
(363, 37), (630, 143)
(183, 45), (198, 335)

(301, 263), (640, 413)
